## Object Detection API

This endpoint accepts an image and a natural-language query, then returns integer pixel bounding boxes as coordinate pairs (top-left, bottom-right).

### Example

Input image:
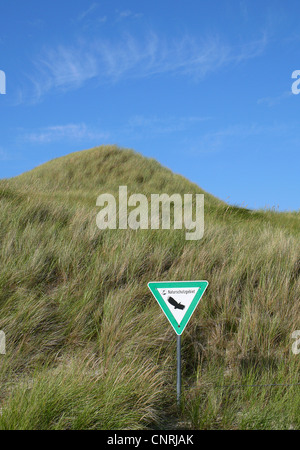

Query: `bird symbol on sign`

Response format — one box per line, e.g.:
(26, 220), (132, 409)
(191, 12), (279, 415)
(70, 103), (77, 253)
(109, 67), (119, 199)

(167, 296), (185, 310)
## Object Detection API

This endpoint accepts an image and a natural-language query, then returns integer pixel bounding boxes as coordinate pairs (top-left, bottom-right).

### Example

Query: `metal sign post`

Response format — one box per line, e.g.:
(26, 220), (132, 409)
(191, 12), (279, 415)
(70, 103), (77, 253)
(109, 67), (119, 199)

(177, 334), (181, 407)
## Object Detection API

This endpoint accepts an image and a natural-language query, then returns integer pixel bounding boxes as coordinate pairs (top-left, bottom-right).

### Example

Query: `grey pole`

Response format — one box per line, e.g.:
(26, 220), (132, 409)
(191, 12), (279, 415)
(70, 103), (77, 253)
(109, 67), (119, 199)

(176, 334), (181, 407)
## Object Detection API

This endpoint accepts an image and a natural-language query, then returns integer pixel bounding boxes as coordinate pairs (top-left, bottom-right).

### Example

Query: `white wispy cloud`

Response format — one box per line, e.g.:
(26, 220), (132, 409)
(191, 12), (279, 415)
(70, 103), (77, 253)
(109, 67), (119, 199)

(186, 122), (291, 154)
(257, 90), (293, 106)
(28, 42), (99, 98)
(0, 147), (19, 161)
(20, 115), (208, 145)
(116, 9), (143, 21)
(75, 3), (107, 28)
(77, 3), (98, 22)
(22, 123), (109, 144)
(26, 31), (268, 102)
(0, 147), (9, 160)
(97, 16), (107, 24)
(125, 115), (211, 136)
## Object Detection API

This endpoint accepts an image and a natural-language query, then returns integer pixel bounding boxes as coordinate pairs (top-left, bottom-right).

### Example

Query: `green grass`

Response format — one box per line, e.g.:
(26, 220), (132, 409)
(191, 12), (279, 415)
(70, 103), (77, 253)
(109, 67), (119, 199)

(0, 145), (299, 430)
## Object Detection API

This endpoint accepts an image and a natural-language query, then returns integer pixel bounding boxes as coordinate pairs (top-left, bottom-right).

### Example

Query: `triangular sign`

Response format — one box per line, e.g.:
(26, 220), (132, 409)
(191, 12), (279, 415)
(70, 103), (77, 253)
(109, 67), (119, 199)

(148, 280), (209, 335)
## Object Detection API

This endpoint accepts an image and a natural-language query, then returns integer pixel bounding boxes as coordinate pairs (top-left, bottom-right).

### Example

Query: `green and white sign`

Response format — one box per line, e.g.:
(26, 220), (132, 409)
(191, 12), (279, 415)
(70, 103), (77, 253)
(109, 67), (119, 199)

(148, 280), (209, 335)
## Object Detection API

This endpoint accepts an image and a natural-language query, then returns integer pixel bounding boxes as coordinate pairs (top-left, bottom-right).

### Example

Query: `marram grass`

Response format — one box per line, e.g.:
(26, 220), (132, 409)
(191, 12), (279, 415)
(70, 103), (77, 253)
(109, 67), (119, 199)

(0, 145), (299, 430)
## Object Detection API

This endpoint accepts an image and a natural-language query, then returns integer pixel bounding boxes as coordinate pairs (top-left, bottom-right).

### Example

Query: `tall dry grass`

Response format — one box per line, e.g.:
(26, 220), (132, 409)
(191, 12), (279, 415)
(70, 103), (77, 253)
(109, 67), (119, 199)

(0, 145), (299, 429)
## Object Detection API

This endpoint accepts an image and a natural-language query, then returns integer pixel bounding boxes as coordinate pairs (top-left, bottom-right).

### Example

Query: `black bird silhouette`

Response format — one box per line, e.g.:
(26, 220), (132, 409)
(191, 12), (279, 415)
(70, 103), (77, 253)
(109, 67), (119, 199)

(167, 296), (185, 310)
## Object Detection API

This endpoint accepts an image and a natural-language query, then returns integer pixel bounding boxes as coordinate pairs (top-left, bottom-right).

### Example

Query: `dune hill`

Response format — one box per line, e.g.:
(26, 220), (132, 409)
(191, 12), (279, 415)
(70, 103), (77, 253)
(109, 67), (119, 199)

(0, 145), (299, 430)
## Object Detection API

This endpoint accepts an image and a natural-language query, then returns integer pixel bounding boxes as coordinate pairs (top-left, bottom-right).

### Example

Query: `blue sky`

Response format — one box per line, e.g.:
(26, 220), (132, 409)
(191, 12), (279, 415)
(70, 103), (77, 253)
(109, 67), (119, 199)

(0, 0), (299, 211)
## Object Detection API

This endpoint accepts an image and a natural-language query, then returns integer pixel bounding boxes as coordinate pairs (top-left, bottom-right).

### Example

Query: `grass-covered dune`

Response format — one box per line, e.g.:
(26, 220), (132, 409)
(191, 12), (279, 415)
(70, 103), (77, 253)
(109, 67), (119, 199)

(0, 145), (299, 430)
